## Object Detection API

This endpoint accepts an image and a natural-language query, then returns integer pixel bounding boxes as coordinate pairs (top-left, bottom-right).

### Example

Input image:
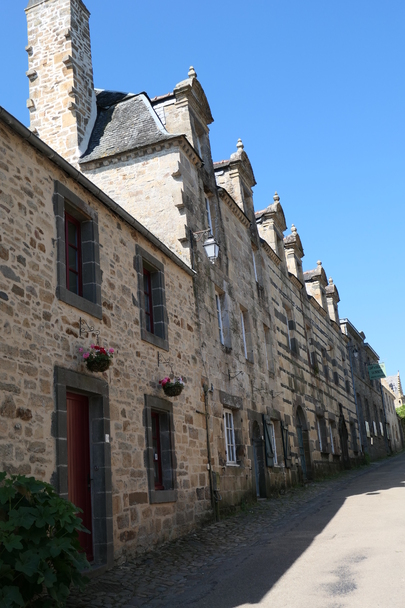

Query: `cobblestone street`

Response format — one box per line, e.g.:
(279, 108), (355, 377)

(67, 461), (391, 608)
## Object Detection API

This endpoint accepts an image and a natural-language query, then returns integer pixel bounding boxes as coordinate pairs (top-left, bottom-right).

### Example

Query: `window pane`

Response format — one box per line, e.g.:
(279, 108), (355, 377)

(144, 292), (151, 315)
(68, 220), (78, 246)
(68, 270), (79, 294)
(68, 245), (78, 271)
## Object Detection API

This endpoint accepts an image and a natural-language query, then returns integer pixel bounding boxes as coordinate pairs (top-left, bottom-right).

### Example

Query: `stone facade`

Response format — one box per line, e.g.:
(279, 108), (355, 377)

(340, 319), (389, 460)
(381, 378), (404, 452)
(0, 111), (211, 565)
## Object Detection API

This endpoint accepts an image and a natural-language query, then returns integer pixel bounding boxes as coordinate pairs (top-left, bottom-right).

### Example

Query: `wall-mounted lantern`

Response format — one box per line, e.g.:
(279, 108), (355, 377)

(191, 229), (220, 264)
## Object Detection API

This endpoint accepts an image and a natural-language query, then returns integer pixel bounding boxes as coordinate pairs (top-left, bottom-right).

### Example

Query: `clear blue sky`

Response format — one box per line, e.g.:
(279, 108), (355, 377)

(1, 0), (404, 378)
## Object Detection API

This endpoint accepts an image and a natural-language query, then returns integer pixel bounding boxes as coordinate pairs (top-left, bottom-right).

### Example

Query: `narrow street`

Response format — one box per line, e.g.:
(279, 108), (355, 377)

(69, 453), (405, 608)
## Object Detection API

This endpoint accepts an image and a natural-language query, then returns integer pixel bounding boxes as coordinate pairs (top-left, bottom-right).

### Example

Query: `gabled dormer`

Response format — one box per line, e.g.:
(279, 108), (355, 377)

(153, 67), (214, 164)
(325, 277), (340, 324)
(304, 261), (328, 311)
(284, 224), (304, 284)
(255, 192), (287, 266)
(214, 139), (256, 223)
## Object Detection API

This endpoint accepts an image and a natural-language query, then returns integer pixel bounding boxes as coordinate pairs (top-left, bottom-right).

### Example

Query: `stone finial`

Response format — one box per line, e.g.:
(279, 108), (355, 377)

(236, 138), (244, 151)
(273, 191), (280, 203)
(329, 277), (333, 285)
(188, 66), (197, 79)
(291, 224), (297, 235)
(317, 260), (322, 267)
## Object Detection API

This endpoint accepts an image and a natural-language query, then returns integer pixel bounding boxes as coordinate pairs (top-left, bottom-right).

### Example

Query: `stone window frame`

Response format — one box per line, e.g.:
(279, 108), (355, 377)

(224, 409), (237, 464)
(144, 395), (177, 504)
(53, 181), (102, 319)
(135, 245), (169, 351)
(316, 412), (329, 454)
(53, 366), (113, 570)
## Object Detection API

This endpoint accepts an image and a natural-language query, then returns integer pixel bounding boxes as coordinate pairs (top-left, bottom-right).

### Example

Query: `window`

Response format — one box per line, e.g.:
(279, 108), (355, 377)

(53, 181), (102, 318)
(224, 410), (237, 464)
(263, 324), (274, 373)
(241, 311), (248, 359)
(263, 415), (277, 467)
(329, 423), (335, 454)
(65, 213), (82, 296)
(365, 420), (371, 438)
(135, 245), (169, 351)
(215, 293), (224, 345)
(269, 422), (278, 465)
(143, 269), (153, 333)
(317, 416), (328, 453)
(240, 309), (253, 362)
(317, 419), (323, 452)
(144, 395), (176, 503)
(285, 307), (298, 355)
(205, 197), (213, 234)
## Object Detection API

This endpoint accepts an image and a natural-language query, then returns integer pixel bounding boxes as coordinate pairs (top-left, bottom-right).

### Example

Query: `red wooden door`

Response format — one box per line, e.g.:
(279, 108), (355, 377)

(66, 392), (93, 562)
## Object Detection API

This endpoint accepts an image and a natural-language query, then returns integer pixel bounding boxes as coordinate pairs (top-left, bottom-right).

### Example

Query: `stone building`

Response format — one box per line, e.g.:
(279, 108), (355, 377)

(0, 0), (375, 569)
(381, 380), (403, 453)
(340, 319), (389, 459)
(383, 372), (405, 411)
(0, 105), (212, 568)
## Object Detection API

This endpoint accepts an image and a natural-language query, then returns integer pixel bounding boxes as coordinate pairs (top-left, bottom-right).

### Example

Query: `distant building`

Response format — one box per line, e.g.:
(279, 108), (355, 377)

(340, 319), (389, 459)
(381, 380), (404, 452)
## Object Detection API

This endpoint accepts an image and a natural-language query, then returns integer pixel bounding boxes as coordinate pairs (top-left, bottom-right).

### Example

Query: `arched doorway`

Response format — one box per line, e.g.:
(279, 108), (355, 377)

(296, 406), (312, 481)
(252, 420), (266, 498)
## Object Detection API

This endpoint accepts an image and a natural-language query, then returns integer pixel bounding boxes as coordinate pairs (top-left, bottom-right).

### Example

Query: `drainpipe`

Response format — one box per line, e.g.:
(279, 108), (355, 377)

(347, 344), (368, 455)
(202, 383), (219, 522)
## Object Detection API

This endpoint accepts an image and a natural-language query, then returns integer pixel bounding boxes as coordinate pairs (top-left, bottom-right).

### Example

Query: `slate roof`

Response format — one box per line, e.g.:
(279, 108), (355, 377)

(80, 90), (178, 163)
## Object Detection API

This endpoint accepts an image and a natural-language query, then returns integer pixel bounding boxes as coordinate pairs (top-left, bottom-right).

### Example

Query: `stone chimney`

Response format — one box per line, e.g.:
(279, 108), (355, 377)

(25, 0), (96, 166)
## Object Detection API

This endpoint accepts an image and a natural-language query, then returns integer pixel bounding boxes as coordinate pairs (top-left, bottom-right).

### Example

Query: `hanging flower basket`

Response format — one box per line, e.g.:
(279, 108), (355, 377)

(159, 376), (184, 397)
(80, 344), (114, 373)
(86, 358), (111, 373)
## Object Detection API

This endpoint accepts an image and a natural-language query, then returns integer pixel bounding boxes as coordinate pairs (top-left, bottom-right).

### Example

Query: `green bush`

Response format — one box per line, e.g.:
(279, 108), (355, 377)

(396, 405), (405, 419)
(0, 473), (89, 607)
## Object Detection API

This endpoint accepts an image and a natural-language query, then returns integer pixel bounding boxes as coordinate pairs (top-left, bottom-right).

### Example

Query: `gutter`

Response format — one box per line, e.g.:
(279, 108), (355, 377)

(0, 105), (195, 278)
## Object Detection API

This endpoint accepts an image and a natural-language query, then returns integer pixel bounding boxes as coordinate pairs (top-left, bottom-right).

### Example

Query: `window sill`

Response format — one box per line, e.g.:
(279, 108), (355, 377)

(57, 286), (102, 319)
(149, 489), (177, 504)
(141, 328), (169, 351)
(225, 462), (240, 467)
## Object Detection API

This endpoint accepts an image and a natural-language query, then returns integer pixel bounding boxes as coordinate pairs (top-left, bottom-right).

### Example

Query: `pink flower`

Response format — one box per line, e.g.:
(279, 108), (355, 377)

(83, 352), (90, 359)
(78, 347), (83, 352)
(108, 348), (115, 354)
(159, 377), (171, 387)
(90, 344), (95, 349)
